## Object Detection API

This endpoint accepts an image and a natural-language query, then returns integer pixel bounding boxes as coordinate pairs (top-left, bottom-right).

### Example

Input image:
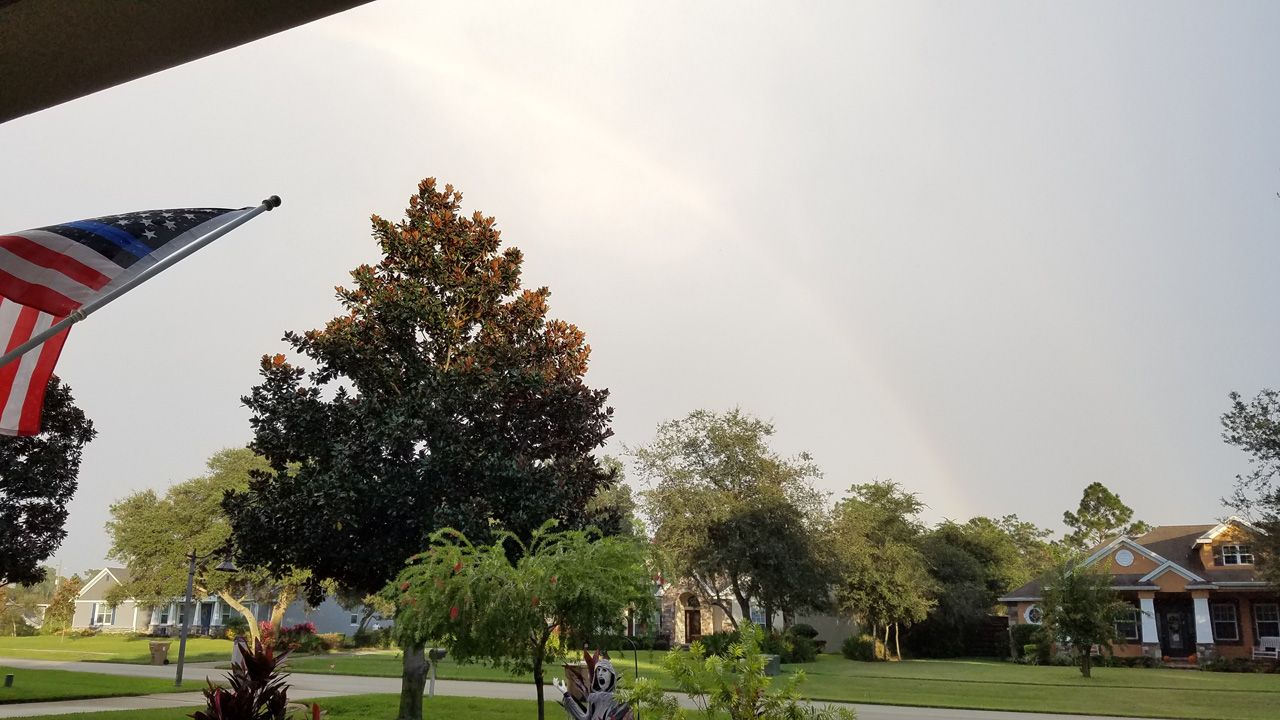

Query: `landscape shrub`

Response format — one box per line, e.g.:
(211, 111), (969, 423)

(78, 628), (98, 637)
(1202, 657), (1261, 673)
(316, 633), (344, 652)
(223, 615), (250, 640)
(788, 623), (819, 639)
(1009, 624), (1041, 657)
(841, 634), (879, 661)
(1020, 644), (1040, 664)
(698, 630), (738, 658)
(192, 636), (323, 720)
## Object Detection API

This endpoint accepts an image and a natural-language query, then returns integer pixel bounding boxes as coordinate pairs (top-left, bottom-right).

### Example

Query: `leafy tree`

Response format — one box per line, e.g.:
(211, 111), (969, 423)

(1062, 482), (1150, 549)
(1038, 559), (1131, 677)
(224, 179), (616, 720)
(106, 448), (309, 641)
(0, 377), (96, 586)
(42, 574), (80, 634)
(829, 481), (935, 660)
(391, 522), (652, 720)
(632, 409), (826, 626)
(1222, 388), (1280, 584)
(622, 622), (854, 720)
(587, 456), (641, 537)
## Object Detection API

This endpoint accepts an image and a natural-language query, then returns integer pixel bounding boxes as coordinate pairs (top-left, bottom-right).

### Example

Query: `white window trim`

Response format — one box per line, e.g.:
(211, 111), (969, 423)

(1219, 545), (1255, 566)
(1254, 603), (1280, 639)
(1115, 607), (1141, 641)
(1210, 603), (1240, 641)
(92, 603), (115, 626)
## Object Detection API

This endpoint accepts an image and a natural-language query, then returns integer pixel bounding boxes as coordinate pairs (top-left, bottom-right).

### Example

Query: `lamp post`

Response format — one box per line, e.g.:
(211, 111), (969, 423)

(174, 550), (236, 687)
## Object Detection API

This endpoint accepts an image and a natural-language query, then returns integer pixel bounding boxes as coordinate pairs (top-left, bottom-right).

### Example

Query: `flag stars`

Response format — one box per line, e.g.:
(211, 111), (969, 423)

(164, 221), (177, 230)
(143, 230), (158, 240)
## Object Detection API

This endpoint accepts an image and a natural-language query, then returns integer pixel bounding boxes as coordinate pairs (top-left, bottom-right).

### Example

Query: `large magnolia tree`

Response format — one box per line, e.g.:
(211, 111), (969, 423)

(224, 179), (617, 720)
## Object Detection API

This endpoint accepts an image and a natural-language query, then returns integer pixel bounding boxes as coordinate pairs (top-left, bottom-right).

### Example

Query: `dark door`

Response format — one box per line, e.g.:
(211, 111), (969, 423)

(199, 602), (214, 630)
(684, 609), (701, 643)
(1160, 607), (1192, 656)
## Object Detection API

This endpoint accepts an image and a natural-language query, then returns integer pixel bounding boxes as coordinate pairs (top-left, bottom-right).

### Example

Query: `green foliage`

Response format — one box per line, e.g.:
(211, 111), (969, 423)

(908, 516), (1055, 657)
(390, 521), (652, 720)
(621, 622), (854, 720)
(1222, 388), (1280, 584)
(41, 574), (81, 634)
(1008, 623), (1043, 660)
(1062, 483), (1149, 550)
(633, 409), (830, 626)
(191, 637), (322, 720)
(0, 377), (96, 586)
(789, 623), (819, 640)
(224, 614), (250, 639)
(829, 481), (935, 659)
(105, 448), (309, 641)
(1038, 560), (1132, 677)
(840, 634), (878, 661)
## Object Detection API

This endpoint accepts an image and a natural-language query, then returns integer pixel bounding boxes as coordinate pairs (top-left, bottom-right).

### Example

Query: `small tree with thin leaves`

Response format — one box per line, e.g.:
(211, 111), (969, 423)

(1038, 560), (1131, 678)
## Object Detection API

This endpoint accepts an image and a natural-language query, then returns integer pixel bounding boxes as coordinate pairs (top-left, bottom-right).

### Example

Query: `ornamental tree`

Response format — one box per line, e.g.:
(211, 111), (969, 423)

(390, 522), (652, 720)
(41, 573), (80, 635)
(224, 179), (616, 720)
(106, 448), (310, 642)
(0, 376), (96, 587)
(1222, 388), (1280, 585)
(1038, 559), (1131, 678)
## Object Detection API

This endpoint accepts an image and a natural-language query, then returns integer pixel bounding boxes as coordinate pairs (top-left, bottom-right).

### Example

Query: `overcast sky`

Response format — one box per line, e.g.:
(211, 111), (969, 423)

(2, 1), (1278, 574)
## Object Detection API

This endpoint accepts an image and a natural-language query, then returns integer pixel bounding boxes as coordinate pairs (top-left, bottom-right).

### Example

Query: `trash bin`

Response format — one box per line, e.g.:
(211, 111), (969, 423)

(762, 654), (781, 676)
(149, 641), (171, 666)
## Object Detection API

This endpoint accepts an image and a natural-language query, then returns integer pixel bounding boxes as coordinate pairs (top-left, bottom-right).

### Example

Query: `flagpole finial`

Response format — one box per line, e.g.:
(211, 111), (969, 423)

(263, 195), (282, 210)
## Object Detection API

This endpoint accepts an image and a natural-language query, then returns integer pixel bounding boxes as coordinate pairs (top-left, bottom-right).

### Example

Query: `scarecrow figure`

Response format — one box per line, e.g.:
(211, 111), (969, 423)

(554, 649), (633, 720)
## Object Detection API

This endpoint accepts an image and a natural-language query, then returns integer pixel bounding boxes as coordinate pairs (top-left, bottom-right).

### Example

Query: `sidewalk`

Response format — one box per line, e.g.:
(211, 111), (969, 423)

(0, 658), (1174, 720)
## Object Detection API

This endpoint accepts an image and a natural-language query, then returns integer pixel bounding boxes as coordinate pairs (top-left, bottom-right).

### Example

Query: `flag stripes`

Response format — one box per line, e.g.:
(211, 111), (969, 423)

(0, 297), (68, 436)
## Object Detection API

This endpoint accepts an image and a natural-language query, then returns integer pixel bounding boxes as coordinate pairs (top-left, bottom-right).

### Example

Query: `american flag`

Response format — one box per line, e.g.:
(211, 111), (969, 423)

(0, 297), (68, 436)
(0, 206), (256, 435)
(0, 207), (254, 316)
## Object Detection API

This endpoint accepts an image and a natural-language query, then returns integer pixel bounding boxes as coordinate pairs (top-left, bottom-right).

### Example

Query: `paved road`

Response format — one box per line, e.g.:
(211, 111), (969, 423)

(0, 658), (1175, 720)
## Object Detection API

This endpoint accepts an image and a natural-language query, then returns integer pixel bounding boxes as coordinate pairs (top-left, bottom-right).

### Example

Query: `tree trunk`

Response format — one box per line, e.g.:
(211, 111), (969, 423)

(216, 592), (261, 642)
(782, 609), (794, 631)
(269, 585), (296, 632)
(355, 605), (377, 635)
(882, 624), (891, 661)
(730, 576), (751, 629)
(398, 642), (427, 720)
(1079, 648), (1092, 678)
(533, 654), (546, 720)
(893, 623), (901, 661)
(763, 603), (775, 633)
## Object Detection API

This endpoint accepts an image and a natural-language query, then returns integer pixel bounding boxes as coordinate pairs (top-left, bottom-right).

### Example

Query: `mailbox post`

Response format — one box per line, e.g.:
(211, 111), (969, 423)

(426, 648), (447, 697)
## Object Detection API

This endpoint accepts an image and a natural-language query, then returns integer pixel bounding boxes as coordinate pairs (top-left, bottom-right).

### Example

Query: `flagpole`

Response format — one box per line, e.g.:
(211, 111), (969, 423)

(0, 195), (281, 370)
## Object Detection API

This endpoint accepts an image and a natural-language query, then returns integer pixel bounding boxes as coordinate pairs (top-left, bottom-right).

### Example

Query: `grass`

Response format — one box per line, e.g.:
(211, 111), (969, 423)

(8, 693), (536, 720)
(789, 655), (1280, 719)
(0, 634), (235, 664)
(0, 665), (188, 704)
(286, 652), (1280, 720)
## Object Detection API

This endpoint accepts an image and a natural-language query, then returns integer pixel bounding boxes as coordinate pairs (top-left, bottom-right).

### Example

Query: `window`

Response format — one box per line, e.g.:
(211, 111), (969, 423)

(1024, 605), (1043, 625)
(156, 607), (170, 624)
(1114, 607), (1140, 641)
(1211, 603), (1239, 641)
(93, 604), (114, 626)
(221, 605), (232, 626)
(1220, 545), (1254, 565)
(1255, 603), (1280, 639)
(350, 613), (360, 626)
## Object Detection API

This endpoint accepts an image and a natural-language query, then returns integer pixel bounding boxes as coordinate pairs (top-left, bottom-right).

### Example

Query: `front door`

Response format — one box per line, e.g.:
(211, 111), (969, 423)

(684, 609), (701, 643)
(1160, 607), (1192, 657)
(199, 602), (214, 631)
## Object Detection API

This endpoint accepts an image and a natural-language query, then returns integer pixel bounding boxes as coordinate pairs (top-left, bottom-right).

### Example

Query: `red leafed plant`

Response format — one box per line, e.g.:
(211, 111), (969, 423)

(189, 636), (324, 720)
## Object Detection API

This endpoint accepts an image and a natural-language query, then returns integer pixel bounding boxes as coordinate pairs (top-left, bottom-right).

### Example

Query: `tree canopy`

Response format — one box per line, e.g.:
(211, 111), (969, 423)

(0, 376), (96, 587)
(223, 179), (616, 720)
(632, 408), (827, 626)
(1221, 388), (1280, 584)
(1062, 482), (1149, 550)
(106, 448), (309, 641)
(1039, 558), (1131, 678)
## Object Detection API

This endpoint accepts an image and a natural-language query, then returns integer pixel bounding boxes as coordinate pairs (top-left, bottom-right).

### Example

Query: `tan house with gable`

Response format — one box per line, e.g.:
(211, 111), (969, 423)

(1000, 518), (1280, 664)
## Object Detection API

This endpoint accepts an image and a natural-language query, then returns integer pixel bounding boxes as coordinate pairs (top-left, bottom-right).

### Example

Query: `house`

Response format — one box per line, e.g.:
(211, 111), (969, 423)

(999, 518), (1280, 664)
(72, 567), (388, 637)
(657, 579), (856, 650)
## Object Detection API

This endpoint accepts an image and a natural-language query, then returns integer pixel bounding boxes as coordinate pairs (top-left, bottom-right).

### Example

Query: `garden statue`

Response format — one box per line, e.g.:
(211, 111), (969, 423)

(555, 649), (633, 720)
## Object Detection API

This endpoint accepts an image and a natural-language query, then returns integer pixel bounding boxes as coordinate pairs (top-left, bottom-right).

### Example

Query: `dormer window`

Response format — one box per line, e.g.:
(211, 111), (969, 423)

(1217, 544), (1255, 565)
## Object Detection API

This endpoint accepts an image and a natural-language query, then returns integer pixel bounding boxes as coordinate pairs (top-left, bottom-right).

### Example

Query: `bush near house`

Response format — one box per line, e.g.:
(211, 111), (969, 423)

(841, 634), (882, 662)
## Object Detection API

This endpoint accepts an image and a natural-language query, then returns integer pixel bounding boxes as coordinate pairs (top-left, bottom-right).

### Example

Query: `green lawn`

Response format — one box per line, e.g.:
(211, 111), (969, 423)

(283, 649), (667, 684)
(0, 665), (188, 704)
(286, 653), (1280, 720)
(10, 694), (536, 720)
(0, 634), (235, 664)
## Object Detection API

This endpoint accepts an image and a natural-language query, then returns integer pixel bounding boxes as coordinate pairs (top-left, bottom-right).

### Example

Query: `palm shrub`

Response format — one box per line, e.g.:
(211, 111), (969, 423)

(621, 622), (854, 720)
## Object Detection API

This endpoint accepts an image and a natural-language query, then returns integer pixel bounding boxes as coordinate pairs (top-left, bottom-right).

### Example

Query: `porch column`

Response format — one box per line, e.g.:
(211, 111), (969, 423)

(1192, 591), (1215, 660)
(1139, 592), (1160, 659)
